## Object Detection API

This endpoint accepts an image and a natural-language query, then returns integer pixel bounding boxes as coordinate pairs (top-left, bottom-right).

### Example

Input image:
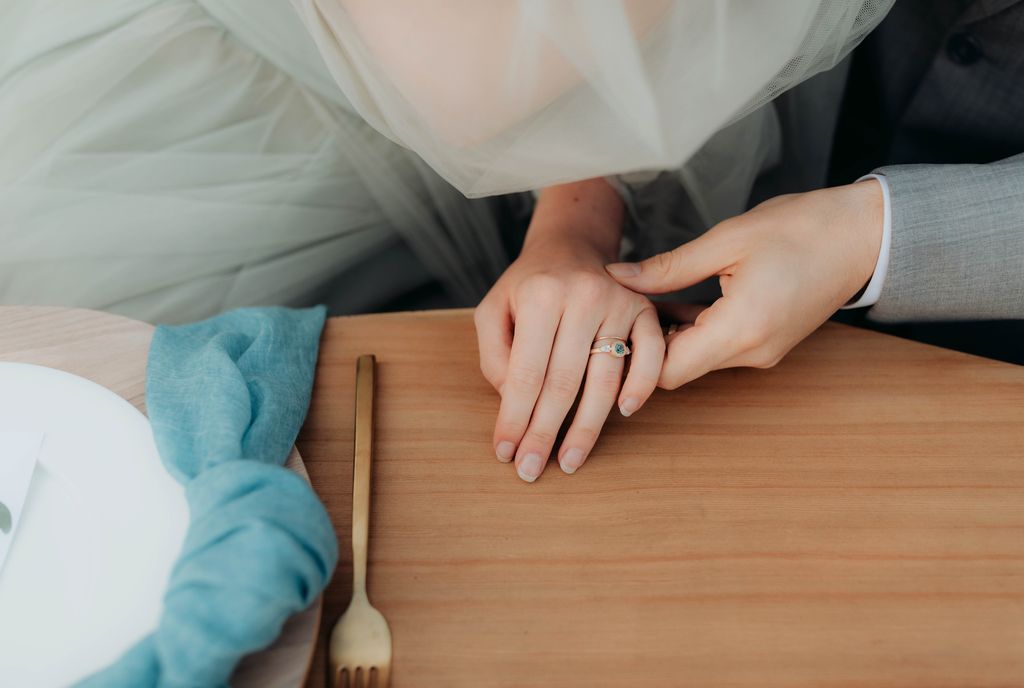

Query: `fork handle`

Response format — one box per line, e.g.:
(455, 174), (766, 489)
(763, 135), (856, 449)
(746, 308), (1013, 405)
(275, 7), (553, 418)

(351, 354), (376, 598)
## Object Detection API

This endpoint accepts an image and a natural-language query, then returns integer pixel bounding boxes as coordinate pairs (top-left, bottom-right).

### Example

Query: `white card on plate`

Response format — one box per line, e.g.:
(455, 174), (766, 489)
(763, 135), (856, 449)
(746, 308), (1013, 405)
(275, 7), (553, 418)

(0, 431), (43, 576)
(0, 363), (188, 686)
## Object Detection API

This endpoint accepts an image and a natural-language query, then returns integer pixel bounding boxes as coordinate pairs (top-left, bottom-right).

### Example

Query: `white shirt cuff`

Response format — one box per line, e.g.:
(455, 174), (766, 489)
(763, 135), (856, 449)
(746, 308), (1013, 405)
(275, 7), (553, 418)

(841, 173), (892, 310)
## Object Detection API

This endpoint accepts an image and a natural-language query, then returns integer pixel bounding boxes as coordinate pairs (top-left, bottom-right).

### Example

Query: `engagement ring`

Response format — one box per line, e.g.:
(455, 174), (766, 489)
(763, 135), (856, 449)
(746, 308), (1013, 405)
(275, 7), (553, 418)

(590, 337), (630, 358)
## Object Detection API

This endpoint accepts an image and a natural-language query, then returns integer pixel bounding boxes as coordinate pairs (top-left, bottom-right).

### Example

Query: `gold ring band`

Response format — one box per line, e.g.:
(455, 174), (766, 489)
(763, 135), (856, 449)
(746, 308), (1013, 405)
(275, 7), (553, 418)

(590, 337), (630, 358)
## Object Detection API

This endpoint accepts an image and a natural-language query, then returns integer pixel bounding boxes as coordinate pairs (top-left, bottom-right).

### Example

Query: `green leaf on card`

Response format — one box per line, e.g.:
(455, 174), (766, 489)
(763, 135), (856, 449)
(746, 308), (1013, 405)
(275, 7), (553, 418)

(0, 501), (11, 535)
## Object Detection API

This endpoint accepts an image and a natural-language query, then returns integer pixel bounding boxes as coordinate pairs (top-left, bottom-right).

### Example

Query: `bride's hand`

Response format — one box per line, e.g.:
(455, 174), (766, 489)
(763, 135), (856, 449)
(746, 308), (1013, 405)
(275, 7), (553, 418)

(474, 181), (665, 482)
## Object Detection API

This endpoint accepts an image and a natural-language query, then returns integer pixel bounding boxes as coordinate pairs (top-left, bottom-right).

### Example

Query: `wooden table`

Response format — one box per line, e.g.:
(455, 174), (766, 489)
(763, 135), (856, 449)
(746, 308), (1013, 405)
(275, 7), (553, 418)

(299, 309), (1024, 687)
(0, 307), (321, 687)
(3, 306), (1022, 686)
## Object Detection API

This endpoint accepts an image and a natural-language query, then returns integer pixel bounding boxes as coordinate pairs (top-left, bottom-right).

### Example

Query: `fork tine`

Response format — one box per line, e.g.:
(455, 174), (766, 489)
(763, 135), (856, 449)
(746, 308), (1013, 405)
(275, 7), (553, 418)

(376, 664), (391, 687)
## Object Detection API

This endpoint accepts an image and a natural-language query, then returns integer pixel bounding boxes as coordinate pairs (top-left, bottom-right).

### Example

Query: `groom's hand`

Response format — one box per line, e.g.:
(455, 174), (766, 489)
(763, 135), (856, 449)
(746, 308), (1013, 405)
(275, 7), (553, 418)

(606, 180), (885, 389)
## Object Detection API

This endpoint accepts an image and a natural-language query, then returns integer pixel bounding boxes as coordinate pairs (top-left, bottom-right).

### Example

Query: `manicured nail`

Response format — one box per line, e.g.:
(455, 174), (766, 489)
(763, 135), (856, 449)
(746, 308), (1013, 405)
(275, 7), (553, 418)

(517, 453), (543, 483)
(559, 448), (584, 474)
(605, 262), (640, 278)
(496, 441), (515, 462)
(619, 396), (640, 417)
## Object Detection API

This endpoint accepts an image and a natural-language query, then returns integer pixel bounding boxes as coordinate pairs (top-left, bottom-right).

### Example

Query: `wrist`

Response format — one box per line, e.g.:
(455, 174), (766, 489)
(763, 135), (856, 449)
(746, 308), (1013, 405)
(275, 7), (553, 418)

(523, 179), (624, 260)
(840, 178), (886, 300)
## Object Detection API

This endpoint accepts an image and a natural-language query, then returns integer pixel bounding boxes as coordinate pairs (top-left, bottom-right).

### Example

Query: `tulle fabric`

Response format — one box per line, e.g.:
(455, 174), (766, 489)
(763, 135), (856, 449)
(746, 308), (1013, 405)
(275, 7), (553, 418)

(293, 0), (894, 198)
(0, 0), (514, 323)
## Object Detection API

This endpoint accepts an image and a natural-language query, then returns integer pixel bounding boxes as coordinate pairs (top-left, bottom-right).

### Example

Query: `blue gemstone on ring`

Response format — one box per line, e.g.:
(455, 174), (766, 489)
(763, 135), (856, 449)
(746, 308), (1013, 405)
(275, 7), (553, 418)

(614, 342), (626, 355)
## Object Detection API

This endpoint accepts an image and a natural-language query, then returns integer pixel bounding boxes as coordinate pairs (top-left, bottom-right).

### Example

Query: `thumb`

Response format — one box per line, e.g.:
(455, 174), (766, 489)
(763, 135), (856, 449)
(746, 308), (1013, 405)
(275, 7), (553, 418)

(605, 230), (734, 294)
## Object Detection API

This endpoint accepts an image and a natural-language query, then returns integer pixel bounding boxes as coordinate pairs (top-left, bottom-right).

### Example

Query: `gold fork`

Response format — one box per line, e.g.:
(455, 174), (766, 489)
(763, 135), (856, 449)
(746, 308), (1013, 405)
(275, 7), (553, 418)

(329, 355), (393, 688)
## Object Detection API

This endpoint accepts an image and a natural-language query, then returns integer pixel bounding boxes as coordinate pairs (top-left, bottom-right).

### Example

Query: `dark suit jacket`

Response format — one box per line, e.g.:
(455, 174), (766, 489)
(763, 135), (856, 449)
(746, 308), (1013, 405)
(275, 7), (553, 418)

(766, 0), (1024, 363)
(832, 0), (1024, 178)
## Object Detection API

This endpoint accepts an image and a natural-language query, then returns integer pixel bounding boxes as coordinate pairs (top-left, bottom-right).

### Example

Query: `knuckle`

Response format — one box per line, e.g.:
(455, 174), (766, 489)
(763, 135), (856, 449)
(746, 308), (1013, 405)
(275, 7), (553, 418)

(507, 365), (545, 391)
(650, 250), (679, 277)
(613, 291), (640, 313)
(739, 313), (772, 349)
(658, 367), (685, 390)
(628, 370), (660, 393)
(567, 423), (600, 448)
(571, 272), (607, 303)
(519, 273), (563, 304)
(495, 421), (527, 444)
(762, 349), (786, 369)
(544, 368), (581, 399)
(736, 332), (762, 352)
(714, 216), (741, 233)
(592, 365), (623, 394)
(478, 361), (503, 388)
(525, 426), (558, 448)
(747, 347), (783, 369)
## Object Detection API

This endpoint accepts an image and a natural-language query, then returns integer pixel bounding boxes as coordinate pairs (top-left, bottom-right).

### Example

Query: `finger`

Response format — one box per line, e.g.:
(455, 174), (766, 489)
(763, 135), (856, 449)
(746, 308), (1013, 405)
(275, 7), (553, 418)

(605, 228), (737, 294)
(474, 299), (513, 391)
(666, 322), (695, 342)
(492, 308), (559, 463)
(557, 323), (629, 474)
(513, 311), (598, 483)
(658, 297), (747, 389)
(617, 307), (665, 417)
(667, 323), (700, 344)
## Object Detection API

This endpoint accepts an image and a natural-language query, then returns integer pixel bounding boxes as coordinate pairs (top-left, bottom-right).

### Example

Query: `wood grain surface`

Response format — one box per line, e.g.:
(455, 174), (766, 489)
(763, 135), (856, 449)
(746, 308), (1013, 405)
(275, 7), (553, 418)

(299, 308), (1024, 687)
(0, 306), (322, 688)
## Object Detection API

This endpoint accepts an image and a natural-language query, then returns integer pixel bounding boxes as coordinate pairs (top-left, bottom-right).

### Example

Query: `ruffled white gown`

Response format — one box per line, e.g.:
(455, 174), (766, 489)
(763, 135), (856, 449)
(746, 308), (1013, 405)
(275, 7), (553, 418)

(0, 0), (520, 322)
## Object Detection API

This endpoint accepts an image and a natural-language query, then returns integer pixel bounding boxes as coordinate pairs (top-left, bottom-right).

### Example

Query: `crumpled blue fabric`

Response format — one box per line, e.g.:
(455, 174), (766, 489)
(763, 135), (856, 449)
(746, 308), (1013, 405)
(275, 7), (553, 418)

(76, 306), (338, 688)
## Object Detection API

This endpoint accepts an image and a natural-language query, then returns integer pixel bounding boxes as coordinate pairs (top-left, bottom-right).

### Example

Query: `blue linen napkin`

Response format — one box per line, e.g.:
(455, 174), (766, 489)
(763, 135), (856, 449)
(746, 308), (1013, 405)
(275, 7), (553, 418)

(76, 306), (338, 688)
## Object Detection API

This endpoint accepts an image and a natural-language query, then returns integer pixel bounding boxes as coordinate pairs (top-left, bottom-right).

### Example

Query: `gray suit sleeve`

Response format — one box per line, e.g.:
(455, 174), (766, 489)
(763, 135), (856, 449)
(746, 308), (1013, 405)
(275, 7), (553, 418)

(867, 152), (1024, 322)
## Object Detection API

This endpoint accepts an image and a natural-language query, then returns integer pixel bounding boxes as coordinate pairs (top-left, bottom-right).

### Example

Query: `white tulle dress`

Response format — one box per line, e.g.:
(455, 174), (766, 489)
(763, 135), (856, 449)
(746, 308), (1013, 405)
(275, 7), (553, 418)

(0, 0), (518, 322)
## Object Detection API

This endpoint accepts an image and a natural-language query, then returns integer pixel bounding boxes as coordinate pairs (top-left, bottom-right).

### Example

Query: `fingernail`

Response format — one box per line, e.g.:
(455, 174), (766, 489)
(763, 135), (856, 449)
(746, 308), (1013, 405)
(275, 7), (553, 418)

(559, 448), (584, 474)
(619, 396), (640, 417)
(605, 262), (640, 278)
(496, 441), (515, 463)
(517, 453), (543, 483)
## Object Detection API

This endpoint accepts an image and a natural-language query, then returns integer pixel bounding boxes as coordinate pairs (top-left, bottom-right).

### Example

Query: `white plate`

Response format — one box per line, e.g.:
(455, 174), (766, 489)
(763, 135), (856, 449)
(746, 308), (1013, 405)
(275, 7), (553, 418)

(0, 362), (188, 686)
